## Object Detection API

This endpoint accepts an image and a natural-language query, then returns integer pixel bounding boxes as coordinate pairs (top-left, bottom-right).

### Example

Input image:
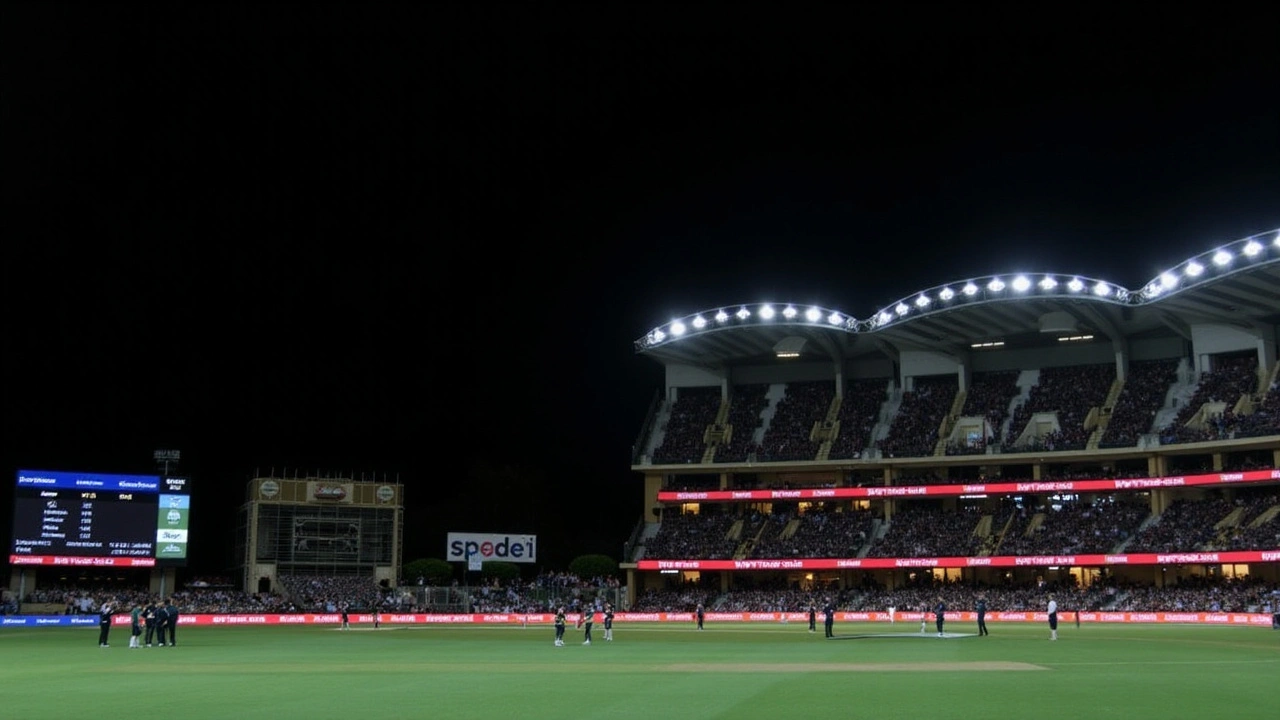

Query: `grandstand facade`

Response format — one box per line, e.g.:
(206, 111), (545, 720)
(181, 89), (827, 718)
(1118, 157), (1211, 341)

(623, 230), (1280, 606)
(235, 475), (404, 594)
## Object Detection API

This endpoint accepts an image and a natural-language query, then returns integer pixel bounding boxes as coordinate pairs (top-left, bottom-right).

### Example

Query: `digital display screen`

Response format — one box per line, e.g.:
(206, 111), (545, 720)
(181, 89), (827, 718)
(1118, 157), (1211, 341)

(8, 470), (191, 567)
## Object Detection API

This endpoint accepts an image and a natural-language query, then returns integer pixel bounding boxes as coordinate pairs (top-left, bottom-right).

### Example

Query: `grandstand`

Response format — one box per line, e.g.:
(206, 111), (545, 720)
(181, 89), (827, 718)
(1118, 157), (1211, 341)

(623, 229), (1280, 607)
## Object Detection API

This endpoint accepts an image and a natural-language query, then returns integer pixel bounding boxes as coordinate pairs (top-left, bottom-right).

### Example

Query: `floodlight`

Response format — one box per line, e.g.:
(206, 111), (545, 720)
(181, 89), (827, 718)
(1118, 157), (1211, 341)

(1067, 278), (1085, 292)
(1212, 250), (1232, 266)
(1242, 240), (1263, 257)
(715, 310), (730, 324)
(962, 282), (979, 296)
(895, 302), (909, 316)
(987, 278), (1005, 292)
(735, 306), (751, 320)
(878, 311), (892, 324)
(691, 314), (708, 330)
(1185, 261), (1204, 277)
(1039, 276), (1058, 290)
(1093, 281), (1111, 297)
(939, 287), (955, 301)
(759, 305), (776, 320)
(915, 294), (930, 307)
(804, 307), (821, 322)
(826, 311), (843, 325)
(1159, 272), (1178, 289)
(670, 320), (687, 336)
(1012, 276), (1031, 292)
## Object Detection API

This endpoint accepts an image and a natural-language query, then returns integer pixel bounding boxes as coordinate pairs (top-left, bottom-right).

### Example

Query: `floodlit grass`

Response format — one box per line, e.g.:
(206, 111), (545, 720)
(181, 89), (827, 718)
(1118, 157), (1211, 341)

(3, 621), (1278, 720)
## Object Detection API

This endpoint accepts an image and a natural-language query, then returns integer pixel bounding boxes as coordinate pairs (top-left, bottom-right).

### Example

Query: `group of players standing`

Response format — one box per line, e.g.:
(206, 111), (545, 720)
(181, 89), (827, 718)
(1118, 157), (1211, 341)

(806, 599), (838, 637)
(916, 594), (1060, 639)
(97, 598), (179, 648)
(553, 602), (614, 646)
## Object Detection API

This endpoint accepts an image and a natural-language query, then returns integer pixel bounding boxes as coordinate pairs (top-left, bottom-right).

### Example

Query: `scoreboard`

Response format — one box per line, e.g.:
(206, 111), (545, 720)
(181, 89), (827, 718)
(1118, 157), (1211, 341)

(8, 469), (192, 567)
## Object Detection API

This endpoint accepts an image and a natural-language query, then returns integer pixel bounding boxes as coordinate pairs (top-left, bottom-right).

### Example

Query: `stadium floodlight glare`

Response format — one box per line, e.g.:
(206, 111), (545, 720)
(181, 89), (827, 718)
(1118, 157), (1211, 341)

(633, 227), (1280, 352)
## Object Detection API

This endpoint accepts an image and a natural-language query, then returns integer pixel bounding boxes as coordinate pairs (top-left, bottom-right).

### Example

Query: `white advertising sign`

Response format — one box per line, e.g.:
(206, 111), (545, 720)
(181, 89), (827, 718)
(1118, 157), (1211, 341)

(446, 532), (537, 564)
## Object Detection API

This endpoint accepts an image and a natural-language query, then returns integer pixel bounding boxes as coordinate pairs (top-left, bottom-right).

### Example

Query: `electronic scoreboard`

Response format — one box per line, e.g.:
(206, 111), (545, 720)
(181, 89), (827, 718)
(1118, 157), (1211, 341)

(8, 469), (192, 567)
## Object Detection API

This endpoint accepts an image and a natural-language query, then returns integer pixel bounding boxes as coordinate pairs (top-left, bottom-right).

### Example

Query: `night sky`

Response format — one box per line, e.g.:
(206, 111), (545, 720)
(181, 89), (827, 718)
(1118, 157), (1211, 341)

(3, 5), (1278, 574)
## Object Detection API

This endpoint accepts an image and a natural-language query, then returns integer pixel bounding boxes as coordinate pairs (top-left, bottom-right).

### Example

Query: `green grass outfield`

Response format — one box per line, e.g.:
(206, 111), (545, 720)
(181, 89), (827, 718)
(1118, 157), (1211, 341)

(3, 621), (1277, 720)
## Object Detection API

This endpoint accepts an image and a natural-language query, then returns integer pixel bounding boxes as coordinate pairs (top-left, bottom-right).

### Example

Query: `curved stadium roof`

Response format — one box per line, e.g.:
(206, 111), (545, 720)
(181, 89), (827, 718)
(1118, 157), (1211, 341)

(635, 229), (1280, 368)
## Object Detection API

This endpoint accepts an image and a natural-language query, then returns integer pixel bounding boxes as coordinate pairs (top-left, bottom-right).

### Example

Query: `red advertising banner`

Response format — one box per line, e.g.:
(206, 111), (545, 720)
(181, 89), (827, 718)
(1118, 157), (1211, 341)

(99, 611), (1274, 627)
(637, 549), (1280, 571)
(656, 469), (1280, 503)
(7, 555), (156, 567)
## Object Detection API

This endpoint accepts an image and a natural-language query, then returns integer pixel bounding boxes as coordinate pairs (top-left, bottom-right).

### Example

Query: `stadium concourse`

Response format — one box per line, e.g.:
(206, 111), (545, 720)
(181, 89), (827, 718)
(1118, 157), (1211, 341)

(622, 229), (1280, 623)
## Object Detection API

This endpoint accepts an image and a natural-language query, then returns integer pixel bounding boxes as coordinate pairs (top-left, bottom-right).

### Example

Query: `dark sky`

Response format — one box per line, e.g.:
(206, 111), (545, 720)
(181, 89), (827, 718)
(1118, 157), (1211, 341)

(3, 5), (1279, 572)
